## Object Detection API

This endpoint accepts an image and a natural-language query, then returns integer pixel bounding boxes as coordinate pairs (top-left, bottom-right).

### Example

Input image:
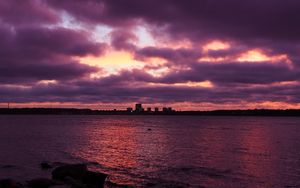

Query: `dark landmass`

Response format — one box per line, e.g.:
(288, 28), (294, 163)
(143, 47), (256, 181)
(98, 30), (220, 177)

(1, 108), (300, 116)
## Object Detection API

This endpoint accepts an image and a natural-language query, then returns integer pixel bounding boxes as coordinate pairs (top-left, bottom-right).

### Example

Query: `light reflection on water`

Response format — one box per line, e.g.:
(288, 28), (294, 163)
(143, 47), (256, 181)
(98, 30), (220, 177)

(1, 115), (300, 187)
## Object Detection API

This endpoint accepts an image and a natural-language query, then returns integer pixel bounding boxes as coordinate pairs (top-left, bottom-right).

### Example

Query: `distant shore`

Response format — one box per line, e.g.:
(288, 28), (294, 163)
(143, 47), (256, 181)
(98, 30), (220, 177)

(0, 108), (300, 116)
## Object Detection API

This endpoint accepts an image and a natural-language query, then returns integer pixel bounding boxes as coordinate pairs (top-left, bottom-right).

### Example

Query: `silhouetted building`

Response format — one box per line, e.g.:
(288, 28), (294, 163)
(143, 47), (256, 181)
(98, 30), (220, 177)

(147, 107), (151, 112)
(163, 107), (173, 113)
(155, 107), (159, 112)
(127, 107), (133, 112)
(135, 103), (143, 112)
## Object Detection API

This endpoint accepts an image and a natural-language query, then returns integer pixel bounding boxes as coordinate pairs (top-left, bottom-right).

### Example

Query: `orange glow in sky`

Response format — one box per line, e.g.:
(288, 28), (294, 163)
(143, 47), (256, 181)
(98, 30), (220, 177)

(80, 50), (172, 77)
(236, 49), (291, 65)
(202, 40), (230, 52)
(148, 80), (214, 88)
(198, 48), (292, 67)
(37, 80), (57, 85)
(198, 56), (228, 62)
(237, 50), (270, 62)
(80, 51), (144, 77)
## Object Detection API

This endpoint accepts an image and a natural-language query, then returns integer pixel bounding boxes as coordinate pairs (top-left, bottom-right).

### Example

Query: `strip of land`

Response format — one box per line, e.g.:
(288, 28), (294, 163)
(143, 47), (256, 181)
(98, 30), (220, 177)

(0, 108), (300, 116)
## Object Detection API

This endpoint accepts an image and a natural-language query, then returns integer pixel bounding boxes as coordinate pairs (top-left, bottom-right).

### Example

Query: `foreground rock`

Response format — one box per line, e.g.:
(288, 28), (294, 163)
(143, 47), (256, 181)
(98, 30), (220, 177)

(52, 164), (107, 188)
(0, 163), (108, 188)
(0, 179), (22, 188)
(26, 178), (60, 188)
(40, 162), (53, 170)
(52, 164), (87, 180)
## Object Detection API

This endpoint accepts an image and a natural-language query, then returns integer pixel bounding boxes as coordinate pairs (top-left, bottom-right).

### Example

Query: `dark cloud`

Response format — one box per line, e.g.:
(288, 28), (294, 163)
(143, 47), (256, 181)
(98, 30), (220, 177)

(14, 26), (106, 57)
(109, 29), (137, 51)
(0, 61), (98, 84)
(46, 0), (300, 41)
(1, 75), (299, 105)
(160, 62), (299, 85)
(135, 47), (201, 63)
(0, 25), (104, 84)
(45, 0), (135, 26)
(0, 0), (58, 25)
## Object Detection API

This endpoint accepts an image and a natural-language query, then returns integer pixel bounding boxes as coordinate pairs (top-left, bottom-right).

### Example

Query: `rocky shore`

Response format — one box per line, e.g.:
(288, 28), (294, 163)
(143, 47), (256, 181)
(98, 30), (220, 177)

(0, 162), (111, 188)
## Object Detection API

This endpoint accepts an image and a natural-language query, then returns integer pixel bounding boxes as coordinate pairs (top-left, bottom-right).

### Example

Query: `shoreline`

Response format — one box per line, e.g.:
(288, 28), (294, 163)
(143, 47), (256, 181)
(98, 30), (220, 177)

(1, 108), (300, 116)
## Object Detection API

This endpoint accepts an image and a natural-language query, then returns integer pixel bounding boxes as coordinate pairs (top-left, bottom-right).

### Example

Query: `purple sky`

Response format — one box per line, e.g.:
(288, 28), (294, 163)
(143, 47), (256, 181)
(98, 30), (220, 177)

(1, 0), (300, 110)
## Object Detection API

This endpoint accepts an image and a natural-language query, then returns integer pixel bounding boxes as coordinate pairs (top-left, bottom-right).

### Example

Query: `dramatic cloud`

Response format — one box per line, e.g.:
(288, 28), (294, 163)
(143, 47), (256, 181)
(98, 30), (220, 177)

(47, 0), (300, 40)
(0, 0), (300, 109)
(0, 24), (104, 84)
(0, 0), (58, 25)
(109, 29), (137, 51)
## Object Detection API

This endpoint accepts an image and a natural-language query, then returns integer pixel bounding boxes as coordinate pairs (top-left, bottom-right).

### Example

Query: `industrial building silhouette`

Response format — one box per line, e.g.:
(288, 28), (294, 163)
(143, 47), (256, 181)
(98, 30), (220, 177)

(127, 103), (174, 113)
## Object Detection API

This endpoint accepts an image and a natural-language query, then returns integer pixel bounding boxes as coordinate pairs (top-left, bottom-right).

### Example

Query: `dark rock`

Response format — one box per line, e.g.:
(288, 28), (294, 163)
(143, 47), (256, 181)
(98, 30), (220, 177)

(27, 178), (58, 188)
(87, 162), (100, 166)
(0, 179), (22, 188)
(49, 185), (70, 188)
(63, 177), (85, 188)
(145, 182), (156, 187)
(82, 171), (107, 188)
(41, 162), (53, 170)
(106, 180), (134, 188)
(52, 164), (88, 181)
(52, 164), (107, 188)
(52, 162), (69, 167)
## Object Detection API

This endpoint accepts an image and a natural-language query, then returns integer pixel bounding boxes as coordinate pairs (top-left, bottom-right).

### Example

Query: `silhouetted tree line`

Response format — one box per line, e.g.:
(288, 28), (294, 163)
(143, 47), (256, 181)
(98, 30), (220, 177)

(0, 108), (300, 116)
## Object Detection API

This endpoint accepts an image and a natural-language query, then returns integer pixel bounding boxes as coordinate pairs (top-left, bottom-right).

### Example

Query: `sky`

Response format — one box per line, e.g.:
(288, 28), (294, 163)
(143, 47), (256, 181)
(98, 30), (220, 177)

(1, 0), (300, 110)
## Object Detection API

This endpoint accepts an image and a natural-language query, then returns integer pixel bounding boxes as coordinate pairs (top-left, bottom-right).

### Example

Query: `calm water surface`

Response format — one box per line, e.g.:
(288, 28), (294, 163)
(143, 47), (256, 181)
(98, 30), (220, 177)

(0, 115), (300, 187)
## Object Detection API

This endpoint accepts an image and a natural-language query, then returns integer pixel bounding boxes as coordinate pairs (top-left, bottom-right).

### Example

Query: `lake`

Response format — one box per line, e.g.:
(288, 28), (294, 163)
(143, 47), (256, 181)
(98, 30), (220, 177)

(0, 115), (300, 187)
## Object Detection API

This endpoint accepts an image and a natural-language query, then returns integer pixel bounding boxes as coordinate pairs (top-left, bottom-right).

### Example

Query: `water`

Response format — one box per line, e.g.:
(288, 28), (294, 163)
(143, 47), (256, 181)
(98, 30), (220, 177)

(0, 115), (300, 187)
